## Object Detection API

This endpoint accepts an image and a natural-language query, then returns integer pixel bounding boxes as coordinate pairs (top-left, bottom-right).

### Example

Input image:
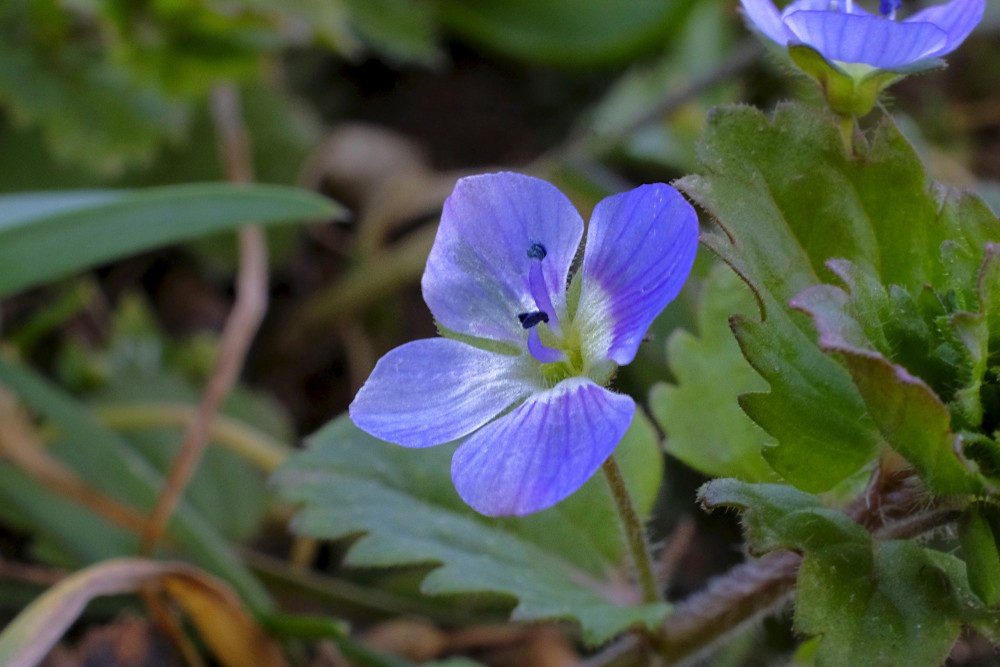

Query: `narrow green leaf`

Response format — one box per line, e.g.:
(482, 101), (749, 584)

(0, 355), (272, 613)
(0, 183), (341, 298)
(274, 414), (669, 645)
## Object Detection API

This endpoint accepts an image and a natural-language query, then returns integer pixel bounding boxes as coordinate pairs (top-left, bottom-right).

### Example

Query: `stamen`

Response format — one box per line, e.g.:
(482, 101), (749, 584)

(527, 328), (564, 364)
(527, 242), (547, 260)
(518, 310), (549, 329)
(880, 0), (900, 18)
(845, 0), (854, 13)
(526, 242), (561, 334)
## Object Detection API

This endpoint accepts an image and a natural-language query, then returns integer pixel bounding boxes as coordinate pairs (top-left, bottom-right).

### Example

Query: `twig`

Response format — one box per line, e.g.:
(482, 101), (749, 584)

(656, 516), (697, 587)
(585, 473), (962, 666)
(140, 84), (268, 556)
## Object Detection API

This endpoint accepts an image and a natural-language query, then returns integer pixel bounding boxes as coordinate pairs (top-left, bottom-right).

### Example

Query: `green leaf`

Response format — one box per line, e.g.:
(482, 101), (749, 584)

(274, 414), (669, 645)
(0, 30), (187, 174)
(959, 503), (1000, 606)
(436, 0), (698, 67)
(796, 541), (966, 667)
(650, 263), (774, 481)
(699, 479), (866, 554)
(679, 102), (1000, 492)
(734, 307), (878, 491)
(0, 183), (341, 298)
(68, 295), (292, 543)
(791, 279), (981, 495)
(700, 479), (991, 667)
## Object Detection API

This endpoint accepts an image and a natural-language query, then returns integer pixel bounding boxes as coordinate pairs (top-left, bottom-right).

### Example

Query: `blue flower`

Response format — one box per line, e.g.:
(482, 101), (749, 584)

(349, 172), (698, 516)
(740, 0), (984, 69)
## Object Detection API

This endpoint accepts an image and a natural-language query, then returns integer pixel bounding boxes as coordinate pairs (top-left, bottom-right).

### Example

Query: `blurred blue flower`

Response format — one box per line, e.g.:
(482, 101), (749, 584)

(740, 0), (984, 69)
(350, 172), (698, 516)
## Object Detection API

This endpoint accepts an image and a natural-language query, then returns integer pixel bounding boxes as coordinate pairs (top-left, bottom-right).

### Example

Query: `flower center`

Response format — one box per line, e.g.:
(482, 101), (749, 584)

(514, 243), (608, 387)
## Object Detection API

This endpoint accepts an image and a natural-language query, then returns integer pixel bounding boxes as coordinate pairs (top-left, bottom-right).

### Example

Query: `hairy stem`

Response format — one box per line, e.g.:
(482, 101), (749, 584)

(601, 456), (661, 605)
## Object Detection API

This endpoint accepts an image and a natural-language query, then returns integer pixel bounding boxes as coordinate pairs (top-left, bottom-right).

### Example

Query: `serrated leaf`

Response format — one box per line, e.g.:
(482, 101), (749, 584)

(699, 479), (866, 554)
(0, 183), (340, 298)
(679, 102), (1000, 492)
(700, 479), (992, 667)
(791, 280), (981, 495)
(733, 307), (878, 491)
(0, 34), (187, 174)
(274, 414), (669, 644)
(651, 263), (774, 481)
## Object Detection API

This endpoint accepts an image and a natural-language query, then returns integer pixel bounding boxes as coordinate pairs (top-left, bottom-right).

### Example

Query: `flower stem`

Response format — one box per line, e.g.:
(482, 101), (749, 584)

(601, 456), (660, 604)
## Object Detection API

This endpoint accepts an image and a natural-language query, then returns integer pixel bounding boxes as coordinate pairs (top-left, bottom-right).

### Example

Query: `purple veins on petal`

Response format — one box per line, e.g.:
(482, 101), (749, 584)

(349, 338), (540, 449)
(906, 0), (985, 58)
(741, 0), (983, 68)
(783, 11), (947, 68)
(421, 173), (583, 347)
(451, 378), (635, 516)
(577, 183), (698, 366)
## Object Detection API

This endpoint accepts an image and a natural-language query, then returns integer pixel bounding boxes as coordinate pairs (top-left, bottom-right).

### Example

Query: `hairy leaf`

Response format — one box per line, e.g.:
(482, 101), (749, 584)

(679, 102), (1000, 491)
(275, 414), (668, 644)
(701, 479), (993, 667)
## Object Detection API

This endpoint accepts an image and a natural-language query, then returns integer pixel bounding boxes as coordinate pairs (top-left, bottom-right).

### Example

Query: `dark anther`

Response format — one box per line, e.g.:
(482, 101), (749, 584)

(527, 243), (547, 260)
(518, 310), (549, 329)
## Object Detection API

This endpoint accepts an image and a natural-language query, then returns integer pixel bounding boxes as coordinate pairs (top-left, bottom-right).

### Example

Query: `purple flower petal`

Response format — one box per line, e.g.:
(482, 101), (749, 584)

(740, 0), (793, 44)
(451, 378), (635, 516)
(576, 184), (698, 366)
(350, 338), (541, 448)
(783, 10), (947, 68)
(422, 173), (584, 346)
(905, 0), (984, 58)
(782, 0), (872, 17)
